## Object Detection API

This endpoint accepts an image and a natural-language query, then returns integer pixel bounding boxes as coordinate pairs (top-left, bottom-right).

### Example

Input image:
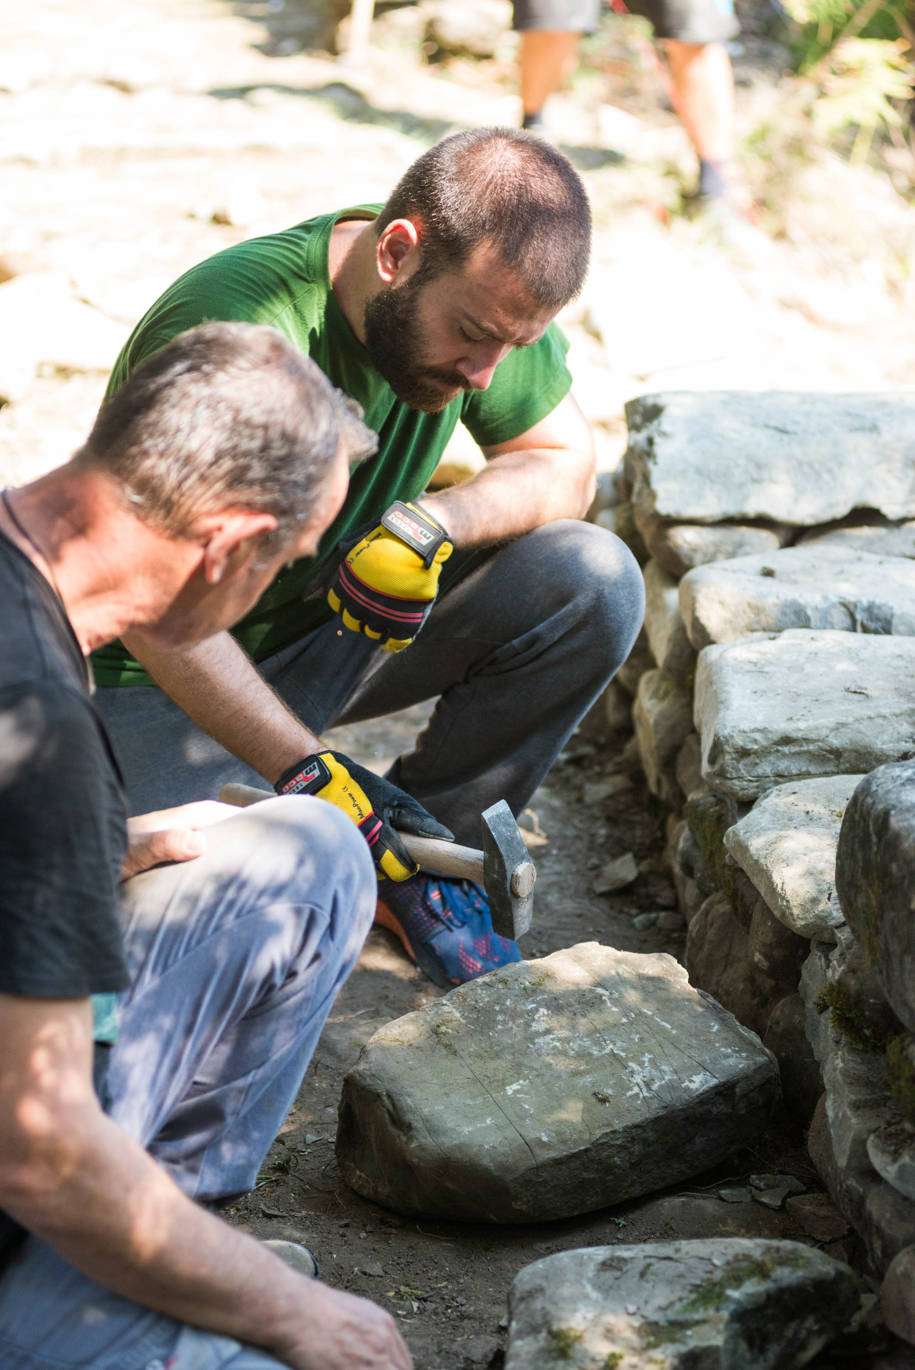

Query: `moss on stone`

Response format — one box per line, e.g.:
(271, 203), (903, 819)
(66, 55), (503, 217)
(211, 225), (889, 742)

(814, 982), (894, 1054)
(545, 1325), (583, 1360)
(886, 1034), (915, 1125)
(602, 1354), (624, 1369)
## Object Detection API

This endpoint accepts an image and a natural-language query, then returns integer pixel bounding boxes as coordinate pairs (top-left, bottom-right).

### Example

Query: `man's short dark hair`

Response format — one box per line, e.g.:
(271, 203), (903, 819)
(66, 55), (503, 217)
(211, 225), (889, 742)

(74, 322), (376, 547)
(374, 127), (591, 308)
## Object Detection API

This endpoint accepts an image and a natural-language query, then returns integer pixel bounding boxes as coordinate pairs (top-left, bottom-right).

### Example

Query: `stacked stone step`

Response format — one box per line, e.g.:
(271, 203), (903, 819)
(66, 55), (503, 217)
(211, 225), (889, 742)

(610, 389), (915, 1337)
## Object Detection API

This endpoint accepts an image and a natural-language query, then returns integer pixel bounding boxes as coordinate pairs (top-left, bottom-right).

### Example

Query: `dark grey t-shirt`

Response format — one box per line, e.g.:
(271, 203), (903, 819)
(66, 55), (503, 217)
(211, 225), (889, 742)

(0, 528), (128, 1261)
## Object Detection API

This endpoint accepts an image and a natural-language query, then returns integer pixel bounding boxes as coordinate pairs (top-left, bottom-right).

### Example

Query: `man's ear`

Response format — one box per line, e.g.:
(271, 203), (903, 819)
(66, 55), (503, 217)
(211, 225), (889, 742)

(376, 218), (421, 285)
(198, 511), (277, 584)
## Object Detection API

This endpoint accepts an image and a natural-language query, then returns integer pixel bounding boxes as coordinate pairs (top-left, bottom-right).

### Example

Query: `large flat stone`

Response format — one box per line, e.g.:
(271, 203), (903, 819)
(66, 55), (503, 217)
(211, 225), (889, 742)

(505, 1239), (859, 1370)
(624, 391), (915, 525)
(336, 943), (779, 1223)
(723, 777), (863, 940)
(694, 631), (915, 800)
(679, 545), (915, 650)
(836, 761), (915, 1033)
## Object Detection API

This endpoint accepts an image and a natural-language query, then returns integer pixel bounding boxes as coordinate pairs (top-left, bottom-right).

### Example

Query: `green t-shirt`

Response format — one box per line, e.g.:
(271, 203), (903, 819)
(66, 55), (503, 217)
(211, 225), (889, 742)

(92, 207), (573, 686)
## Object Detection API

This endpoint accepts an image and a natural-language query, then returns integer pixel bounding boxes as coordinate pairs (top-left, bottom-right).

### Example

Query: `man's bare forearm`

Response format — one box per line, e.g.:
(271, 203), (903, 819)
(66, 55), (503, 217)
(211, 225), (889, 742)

(421, 444), (595, 549)
(123, 630), (321, 786)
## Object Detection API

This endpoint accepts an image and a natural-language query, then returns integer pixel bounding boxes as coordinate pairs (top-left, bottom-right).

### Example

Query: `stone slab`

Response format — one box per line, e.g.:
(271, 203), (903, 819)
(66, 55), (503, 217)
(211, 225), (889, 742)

(634, 505), (784, 577)
(643, 558), (696, 679)
(680, 545), (915, 650)
(723, 776), (863, 939)
(336, 943), (779, 1223)
(836, 761), (915, 1034)
(624, 391), (915, 525)
(506, 1239), (859, 1370)
(798, 518), (915, 561)
(694, 630), (915, 801)
(633, 668), (693, 804)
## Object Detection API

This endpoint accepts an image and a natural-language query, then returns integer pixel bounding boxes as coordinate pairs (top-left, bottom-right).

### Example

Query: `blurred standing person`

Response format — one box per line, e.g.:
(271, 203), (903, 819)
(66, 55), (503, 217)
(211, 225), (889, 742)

(514, 0), (740, 210)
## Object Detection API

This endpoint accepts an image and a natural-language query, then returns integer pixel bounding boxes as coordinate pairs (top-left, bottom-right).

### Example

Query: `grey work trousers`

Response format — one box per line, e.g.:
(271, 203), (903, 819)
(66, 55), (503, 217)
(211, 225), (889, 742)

(0, 797), (376, 1369)
(97, 521), (645, 846)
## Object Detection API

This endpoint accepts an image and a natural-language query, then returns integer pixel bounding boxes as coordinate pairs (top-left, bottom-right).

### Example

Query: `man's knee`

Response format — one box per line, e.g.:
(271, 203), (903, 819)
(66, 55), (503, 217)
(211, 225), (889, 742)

(527, 518), (645, 626)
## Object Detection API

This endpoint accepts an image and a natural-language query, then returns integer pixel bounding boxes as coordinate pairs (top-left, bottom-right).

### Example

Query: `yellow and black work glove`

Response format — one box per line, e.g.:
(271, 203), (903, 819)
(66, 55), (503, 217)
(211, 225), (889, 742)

(274, 750), (453, 883)
(327, 500), (453, 653)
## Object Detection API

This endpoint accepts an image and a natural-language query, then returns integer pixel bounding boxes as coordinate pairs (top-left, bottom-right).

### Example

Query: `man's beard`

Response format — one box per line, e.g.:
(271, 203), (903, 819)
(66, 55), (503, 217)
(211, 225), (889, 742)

(363, 278), (469, 413)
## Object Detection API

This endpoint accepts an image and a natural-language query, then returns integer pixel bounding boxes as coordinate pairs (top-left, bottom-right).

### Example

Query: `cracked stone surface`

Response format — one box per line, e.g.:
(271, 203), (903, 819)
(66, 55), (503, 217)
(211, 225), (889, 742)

(336, 942), (779, 1223)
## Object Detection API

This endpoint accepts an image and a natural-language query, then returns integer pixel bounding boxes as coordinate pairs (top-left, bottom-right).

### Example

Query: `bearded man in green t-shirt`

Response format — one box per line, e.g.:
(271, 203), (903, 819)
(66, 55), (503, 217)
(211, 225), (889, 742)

(94, 126), (645, 988)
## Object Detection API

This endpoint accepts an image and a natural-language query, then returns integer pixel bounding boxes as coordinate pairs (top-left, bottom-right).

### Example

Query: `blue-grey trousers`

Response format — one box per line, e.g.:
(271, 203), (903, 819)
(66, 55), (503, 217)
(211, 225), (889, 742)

(97, 522), (646, 846)
(0, 797), (376, 1369)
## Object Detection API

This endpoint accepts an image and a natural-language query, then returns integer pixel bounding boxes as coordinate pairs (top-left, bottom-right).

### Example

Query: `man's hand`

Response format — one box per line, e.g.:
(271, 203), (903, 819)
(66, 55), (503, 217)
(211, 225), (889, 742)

(121, 800), (238, 881)
(327, 501), (453, 652)
(274, 1281), (413, 1370)
(274, 752), (452, 883)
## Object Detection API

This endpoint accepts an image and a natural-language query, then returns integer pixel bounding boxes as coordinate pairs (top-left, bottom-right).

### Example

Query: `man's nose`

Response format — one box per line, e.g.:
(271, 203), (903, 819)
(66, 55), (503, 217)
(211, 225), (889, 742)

(455, 341), (511, 391)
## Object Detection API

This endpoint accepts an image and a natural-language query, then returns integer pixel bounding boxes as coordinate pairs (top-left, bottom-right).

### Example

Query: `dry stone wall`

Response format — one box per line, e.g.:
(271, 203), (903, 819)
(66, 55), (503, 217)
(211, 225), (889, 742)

(605, 389), (915, 1343)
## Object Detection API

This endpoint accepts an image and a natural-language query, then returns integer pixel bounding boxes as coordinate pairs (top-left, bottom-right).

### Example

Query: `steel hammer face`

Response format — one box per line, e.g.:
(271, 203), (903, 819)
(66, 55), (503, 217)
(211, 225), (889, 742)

(481, 799), (536, 942)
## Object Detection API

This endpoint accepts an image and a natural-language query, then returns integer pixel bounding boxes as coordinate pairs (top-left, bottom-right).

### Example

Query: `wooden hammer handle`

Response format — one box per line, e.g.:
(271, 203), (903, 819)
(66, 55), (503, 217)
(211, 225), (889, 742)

(219, 782), (485, 882)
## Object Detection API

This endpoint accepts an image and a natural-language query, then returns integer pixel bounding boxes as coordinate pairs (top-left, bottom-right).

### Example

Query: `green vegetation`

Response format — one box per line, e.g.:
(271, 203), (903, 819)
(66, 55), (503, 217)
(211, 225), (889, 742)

(814, 981), (896, 1054)
(546, 1325), (584, 1360)
(885, 1034), (915, 1124)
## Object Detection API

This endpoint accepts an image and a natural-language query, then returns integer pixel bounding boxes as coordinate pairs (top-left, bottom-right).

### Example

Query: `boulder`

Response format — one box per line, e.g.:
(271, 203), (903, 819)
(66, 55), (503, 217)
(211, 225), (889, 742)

(835, 762), (915, 1034)
(808, 1095), (915, 1275)
(868, 1119), (915, 1203)
(624, 391), (915, 525)
(722, 776), (862, 940)
(643, 559), (695, 680)
(634, 505), (784, 578)
(880, 1245), (915, 1348)
(685, 892), (779, 1037)
(633, 669), (693, 804)
(694, 631), (915, 801)
(679, 545), (915, 650)
(505, 1239), (859, 1370)
(336, 943), (779, 1223)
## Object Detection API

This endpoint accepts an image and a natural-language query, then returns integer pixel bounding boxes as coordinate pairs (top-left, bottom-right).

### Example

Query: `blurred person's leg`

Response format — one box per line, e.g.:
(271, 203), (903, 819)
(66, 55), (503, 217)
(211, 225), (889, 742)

(663, 39), (734, 198)
(520, 30), (581, 127)
(512, 0), (600, 131)
(631, 0), (739, 200)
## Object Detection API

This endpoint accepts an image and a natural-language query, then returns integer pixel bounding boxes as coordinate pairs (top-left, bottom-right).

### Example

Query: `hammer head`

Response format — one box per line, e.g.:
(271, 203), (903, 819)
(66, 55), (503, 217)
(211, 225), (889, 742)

(481, 800), (536, 942)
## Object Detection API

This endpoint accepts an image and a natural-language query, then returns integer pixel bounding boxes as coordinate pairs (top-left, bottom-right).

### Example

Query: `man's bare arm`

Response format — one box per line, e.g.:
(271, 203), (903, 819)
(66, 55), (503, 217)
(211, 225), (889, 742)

(122, 629), (323, 787)
(420, 392), (596, 548)
(0, 994), (411, 1370)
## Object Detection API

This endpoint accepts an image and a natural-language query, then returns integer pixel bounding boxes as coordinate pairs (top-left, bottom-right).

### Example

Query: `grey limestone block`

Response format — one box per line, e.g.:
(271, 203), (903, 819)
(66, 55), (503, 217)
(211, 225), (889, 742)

(868, 1120), (915, 1203)
(624, 391), (915, 525)
(633, 668), (693, 805)
(505, 1238), (859, 1370)
(336, 943), (779, 1224)
(685, 892), (781, 1037)
(798, 515), (915, 561)
(835, 761), (915, 1034)
(880, 1245), (915, 1348)
(808, 1095), (915, 1276)
(634, 504), (785, 578)
(694, 630), (915, 801)
(679, 545), (915, 650)
(722, 776), (863, 940)
(643, 558), (696, 680)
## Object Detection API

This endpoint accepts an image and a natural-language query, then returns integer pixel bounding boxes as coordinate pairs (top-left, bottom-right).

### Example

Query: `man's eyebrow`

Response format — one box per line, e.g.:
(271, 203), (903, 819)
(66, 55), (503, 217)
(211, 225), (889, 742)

(460, 312), (538, 348)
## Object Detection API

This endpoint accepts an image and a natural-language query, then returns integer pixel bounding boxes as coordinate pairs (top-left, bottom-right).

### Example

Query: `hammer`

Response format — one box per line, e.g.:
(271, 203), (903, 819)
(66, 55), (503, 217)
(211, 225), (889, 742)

(219, 782), (535, 941)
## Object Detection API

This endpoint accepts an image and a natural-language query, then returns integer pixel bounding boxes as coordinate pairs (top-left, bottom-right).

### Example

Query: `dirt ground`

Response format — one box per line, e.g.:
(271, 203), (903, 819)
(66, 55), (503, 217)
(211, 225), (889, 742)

(3, 1), (915, 1365)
